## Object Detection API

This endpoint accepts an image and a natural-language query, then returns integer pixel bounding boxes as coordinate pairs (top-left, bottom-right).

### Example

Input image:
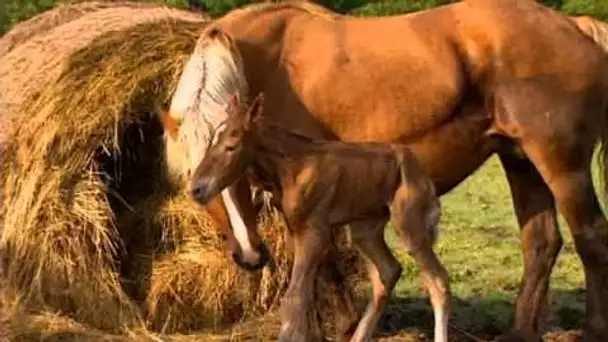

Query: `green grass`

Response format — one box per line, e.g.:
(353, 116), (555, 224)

(383, 156), (589, 339)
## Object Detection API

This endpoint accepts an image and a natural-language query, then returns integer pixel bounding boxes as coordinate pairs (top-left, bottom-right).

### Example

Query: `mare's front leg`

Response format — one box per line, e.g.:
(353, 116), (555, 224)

(498, 153), (563, 342)
(278, 221), (330, 342)
(346, 217), (402, 342)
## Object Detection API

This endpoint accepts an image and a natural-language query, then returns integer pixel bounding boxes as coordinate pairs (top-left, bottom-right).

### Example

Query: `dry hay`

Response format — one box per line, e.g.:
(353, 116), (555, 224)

(0, 1), (203, 138)
(0, 1), (187, 57)
(0, 1), (361, 339)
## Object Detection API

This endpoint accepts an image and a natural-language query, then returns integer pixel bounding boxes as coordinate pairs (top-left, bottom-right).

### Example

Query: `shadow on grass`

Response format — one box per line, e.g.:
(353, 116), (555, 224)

(374, 288), (585, 341)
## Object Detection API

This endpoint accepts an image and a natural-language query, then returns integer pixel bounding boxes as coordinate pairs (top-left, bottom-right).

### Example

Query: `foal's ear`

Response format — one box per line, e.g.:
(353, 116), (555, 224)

(245, 93), (264, 126)
(155, 103), (181, 140)
(226, 92), (241, 116)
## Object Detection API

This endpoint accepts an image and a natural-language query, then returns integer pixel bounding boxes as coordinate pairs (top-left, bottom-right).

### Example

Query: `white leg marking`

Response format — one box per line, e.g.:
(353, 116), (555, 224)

(434, 305), (448, 342)
(221, 188), (260, 264)
(349, 303), (378, 342)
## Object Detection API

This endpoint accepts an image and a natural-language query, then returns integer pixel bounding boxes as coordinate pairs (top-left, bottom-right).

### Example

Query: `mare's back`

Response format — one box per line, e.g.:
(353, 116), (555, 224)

(455, 0), (606, 83)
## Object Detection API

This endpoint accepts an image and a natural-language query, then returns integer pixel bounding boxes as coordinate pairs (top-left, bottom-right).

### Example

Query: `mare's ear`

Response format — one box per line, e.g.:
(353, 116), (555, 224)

(155, 103), (181, 140)
(245, 93), (264, 127)
(206, 26), (231, 44)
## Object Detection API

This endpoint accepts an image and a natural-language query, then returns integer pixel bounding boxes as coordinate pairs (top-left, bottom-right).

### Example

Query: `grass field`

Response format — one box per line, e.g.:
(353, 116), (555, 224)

(375, 156), (589, 341)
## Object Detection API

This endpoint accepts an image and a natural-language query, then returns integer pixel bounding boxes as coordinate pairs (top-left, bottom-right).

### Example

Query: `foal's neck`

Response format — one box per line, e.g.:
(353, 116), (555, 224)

(249, 121), (323, 187)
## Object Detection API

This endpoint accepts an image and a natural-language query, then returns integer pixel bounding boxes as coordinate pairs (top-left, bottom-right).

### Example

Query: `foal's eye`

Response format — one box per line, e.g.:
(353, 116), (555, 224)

(225, 145), (237, 152)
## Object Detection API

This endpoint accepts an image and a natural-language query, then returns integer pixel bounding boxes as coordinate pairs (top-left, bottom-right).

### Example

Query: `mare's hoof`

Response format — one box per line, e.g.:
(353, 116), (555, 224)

(494, 330), (540, 342)
(582, 328), (607, 342)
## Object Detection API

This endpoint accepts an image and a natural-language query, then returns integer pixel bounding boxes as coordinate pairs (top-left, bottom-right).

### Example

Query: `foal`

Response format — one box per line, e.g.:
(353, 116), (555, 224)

(186, 94), (451, 342)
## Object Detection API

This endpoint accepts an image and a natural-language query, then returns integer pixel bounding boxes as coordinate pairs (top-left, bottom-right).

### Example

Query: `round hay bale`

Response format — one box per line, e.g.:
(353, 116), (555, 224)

(0, 1), (181, 57)
(0, 1), (362, 338)
(0, 2), (210, 332)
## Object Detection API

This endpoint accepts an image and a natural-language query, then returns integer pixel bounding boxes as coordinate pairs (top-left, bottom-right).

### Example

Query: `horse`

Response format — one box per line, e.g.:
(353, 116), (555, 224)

(181, 93), (448, 342)
(160, 1), (608, 340)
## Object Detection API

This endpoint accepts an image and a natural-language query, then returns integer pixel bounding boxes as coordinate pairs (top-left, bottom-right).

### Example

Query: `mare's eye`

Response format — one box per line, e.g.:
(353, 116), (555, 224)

(225, 144), (237, 152)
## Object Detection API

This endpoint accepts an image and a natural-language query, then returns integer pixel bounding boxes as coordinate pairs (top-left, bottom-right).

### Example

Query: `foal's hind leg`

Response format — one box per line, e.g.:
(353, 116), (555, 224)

(347, 217), (402, 342)
(391, 184), (450, 342)
(498, 153), (563, 342)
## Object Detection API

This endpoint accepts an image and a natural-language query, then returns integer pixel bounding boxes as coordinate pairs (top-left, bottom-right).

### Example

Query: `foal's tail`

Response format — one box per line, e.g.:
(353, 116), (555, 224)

(393, 147), (441, 245)
(571, 15), (608, 198)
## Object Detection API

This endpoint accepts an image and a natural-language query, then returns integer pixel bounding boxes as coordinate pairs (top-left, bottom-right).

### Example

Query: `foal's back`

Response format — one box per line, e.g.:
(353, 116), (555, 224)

(282, 139), (428, 226)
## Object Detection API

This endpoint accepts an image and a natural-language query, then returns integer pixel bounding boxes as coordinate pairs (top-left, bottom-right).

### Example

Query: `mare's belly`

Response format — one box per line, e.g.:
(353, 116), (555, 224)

(335, 108), (495, 196)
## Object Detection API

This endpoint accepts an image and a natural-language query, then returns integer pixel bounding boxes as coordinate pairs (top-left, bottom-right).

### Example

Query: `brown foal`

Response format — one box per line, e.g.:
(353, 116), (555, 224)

(185, 94), (449, 342)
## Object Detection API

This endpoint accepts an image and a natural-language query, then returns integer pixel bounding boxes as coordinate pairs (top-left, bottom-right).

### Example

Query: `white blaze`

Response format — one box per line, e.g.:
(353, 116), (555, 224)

(222, 189), (259, 264)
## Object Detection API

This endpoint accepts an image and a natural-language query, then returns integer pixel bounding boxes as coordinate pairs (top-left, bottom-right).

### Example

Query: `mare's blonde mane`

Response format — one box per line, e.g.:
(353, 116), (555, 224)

(219, 0), (337, 23)
(165, 25), (248, 182)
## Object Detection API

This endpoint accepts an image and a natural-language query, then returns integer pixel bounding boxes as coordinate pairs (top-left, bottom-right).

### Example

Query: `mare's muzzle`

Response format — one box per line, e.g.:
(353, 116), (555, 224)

(190, 180), (216, 205)
(231, 242), (270, 271)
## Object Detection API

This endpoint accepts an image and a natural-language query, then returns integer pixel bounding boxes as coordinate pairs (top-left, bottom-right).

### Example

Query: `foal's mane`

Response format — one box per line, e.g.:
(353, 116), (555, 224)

(254, 120), (326, 158)
(252, 118), (401, 163)
(220, 0), (337, 23)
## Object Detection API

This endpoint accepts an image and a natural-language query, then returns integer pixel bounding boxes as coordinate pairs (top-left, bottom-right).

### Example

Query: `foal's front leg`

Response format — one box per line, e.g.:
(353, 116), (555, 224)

(279, 223), (330, 342)
(347, 217), (402, 342)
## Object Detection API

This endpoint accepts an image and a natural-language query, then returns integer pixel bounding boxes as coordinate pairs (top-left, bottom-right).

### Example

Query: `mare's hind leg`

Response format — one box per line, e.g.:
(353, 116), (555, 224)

(498, 153), (563, 342)
(390, 182), (450, 342)
(493, 82), (608, 339)
(347, 217), (402, 342)
(521, 139), (608, 341)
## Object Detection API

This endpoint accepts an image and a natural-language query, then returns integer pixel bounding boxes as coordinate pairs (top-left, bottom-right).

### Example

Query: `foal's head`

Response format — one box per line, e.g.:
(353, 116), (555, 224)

(189, 93), (263, 205)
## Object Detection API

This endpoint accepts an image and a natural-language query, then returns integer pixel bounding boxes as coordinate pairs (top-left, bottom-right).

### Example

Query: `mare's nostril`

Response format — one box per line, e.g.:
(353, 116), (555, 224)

(231, 252), (240, 262)
(190, 184), (206, 200)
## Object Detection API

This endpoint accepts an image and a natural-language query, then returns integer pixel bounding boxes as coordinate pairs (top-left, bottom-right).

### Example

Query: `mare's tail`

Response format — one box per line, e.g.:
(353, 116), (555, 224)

(571, 15), (608, 198)
(571, 16), (608, 53)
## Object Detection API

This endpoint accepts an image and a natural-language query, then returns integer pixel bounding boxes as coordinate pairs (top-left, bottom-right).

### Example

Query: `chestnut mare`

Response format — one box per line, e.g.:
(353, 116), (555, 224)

(183, 93), (447, 342)
(161, 1), (608, 341)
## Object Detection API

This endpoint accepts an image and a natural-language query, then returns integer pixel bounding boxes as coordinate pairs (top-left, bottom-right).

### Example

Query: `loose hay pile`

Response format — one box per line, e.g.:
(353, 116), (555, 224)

(0, 1), (361, 339)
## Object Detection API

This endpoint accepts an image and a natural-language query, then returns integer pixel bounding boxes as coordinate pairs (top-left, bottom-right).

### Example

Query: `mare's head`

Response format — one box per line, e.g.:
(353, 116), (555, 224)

(189, 93), (263, 205)
(159, 24), (268, 271)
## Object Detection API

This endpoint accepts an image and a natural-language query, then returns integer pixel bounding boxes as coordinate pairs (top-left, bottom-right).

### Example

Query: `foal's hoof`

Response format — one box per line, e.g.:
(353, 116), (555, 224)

(336, 319), (358, 342)
(338, 326), (356, 342)
(278, 326), (325, 342)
